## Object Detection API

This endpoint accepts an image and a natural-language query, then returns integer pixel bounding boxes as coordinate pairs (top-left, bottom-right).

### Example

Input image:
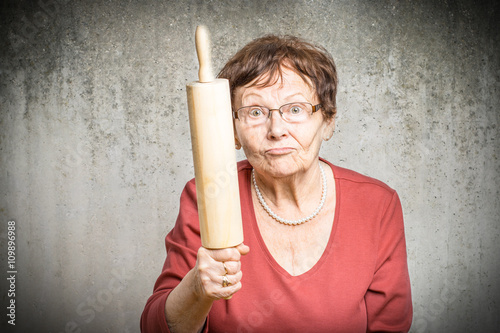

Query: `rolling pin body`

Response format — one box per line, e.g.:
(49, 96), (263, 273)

(186, 27), (243, 249)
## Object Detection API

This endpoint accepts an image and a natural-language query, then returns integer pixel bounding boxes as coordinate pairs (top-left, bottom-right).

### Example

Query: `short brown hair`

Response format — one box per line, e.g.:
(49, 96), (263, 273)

(218, 35), (338, 119)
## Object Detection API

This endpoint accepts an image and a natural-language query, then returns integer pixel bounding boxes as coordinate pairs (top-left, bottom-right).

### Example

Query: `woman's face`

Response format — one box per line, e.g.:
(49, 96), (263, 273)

(233, 67), (335, 178)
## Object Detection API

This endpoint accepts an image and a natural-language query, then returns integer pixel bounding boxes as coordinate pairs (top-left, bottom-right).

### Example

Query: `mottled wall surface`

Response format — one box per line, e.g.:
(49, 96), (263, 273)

(0, 0), (499, 332)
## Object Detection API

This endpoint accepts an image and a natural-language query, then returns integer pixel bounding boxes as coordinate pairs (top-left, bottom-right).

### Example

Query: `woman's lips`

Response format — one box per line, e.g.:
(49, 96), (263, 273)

(265, 147), (295, 155)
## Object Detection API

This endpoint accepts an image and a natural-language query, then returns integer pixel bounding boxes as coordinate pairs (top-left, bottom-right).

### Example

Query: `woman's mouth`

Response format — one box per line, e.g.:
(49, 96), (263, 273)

(265, 147), (295, 155)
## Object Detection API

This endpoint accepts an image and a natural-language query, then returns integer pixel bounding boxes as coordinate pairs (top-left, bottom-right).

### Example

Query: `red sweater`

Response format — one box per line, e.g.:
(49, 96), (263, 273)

(141, 159), (413, 332)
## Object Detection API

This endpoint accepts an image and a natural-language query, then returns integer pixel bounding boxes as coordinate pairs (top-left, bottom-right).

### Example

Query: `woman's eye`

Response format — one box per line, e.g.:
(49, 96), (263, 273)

(289, 106), (303, 114)
(249, 108), (264, 117)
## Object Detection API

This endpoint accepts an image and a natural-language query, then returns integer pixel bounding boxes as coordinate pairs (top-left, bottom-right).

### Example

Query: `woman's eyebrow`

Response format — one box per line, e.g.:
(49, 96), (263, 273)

(242, 92), (307, 105)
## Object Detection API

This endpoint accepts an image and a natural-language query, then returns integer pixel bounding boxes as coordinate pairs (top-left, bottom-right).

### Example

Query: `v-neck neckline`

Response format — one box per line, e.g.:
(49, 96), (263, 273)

(244, 159), (341, 280)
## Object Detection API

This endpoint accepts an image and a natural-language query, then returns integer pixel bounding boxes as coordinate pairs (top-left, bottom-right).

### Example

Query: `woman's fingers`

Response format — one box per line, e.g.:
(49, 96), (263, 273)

(205, 247), (242, 262)
(194, 244), (248, 300)
(221, 260), (241, 275)
(202, 243), (250, 262)
(198, 269), (243, 299)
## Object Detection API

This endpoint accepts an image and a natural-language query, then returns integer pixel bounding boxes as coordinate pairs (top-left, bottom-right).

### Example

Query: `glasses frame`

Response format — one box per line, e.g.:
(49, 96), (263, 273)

(233, 102), (322, 123)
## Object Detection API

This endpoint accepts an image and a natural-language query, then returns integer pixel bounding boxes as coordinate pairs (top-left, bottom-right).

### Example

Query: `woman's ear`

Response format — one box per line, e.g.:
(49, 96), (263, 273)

(235, 137), (242, 150)
(323, 117), (335, 141)
(233, 116), (242, 149)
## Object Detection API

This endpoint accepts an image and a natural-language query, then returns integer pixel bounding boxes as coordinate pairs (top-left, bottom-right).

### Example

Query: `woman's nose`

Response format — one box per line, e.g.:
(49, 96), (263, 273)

(267, 109), (288, 139)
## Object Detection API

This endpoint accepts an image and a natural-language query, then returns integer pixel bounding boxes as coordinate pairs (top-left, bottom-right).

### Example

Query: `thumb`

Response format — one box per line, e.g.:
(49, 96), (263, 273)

(236, 243), (250, 256)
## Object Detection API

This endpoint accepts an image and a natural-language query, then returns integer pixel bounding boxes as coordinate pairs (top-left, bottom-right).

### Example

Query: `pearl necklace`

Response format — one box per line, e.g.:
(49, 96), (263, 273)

(252, 164), (327, 226)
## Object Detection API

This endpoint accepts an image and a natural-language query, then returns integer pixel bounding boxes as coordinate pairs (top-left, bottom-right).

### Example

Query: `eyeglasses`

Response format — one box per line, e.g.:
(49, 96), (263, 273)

(233, 102), (321, 125)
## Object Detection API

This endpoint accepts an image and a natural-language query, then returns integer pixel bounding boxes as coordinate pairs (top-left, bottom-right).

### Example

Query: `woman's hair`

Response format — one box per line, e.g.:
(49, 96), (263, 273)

(218, 35), (338, 119)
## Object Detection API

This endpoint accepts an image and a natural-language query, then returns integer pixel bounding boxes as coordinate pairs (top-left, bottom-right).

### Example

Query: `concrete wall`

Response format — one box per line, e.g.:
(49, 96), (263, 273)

(1, 0), (498, 332)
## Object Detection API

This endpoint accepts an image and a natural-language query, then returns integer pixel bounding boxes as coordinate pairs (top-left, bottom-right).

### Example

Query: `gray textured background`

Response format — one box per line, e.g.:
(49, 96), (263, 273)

(1, 0), (499, 332)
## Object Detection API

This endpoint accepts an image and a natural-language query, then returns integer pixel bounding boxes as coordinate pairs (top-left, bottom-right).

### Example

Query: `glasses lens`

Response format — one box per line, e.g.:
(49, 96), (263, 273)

(238, 106), (268, 124)
(281, 103), (312, 122)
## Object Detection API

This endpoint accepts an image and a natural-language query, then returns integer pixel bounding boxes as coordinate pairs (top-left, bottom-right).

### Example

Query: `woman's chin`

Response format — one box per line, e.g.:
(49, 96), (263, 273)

(256, 159), (304, 178)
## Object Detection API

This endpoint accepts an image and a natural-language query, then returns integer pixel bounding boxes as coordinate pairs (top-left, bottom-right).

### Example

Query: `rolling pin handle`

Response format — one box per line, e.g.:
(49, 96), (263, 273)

(195, 25), (215, 83)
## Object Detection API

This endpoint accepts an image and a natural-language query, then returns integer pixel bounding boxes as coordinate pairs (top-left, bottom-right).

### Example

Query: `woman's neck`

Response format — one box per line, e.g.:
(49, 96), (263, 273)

(252, 161), (324, 214)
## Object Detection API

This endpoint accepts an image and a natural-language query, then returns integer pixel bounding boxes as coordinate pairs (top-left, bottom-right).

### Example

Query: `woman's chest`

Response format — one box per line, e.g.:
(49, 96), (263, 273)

(260, 223), (332, 276)
(209, 238), (373, 333)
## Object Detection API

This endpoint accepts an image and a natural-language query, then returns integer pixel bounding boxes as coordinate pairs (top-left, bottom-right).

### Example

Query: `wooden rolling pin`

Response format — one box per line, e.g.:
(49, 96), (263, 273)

(186, 26), (244, 249)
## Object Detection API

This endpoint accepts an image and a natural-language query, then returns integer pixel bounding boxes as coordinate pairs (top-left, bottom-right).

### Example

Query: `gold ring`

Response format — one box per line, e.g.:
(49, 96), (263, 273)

(222, 262), (229, 275)
(222, 275), (230, 288)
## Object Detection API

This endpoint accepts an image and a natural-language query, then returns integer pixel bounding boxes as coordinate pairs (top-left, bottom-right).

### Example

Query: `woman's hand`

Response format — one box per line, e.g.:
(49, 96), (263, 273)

(193, 243), (250, 300)
(164, 243), (250, 333)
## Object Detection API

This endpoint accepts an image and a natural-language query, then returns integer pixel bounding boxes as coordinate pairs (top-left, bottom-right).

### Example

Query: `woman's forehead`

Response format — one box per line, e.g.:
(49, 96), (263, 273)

(236, 68), (315, 102)
(246, 65), (313, 89)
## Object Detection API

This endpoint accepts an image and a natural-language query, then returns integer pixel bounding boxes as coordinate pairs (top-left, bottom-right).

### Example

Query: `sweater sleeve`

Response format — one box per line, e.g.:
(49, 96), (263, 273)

(365, 191), (413, 333)
(140, 180), (209, 333)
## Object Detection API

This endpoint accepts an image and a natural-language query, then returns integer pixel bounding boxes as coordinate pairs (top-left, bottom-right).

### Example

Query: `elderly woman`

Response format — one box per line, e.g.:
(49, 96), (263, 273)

(141, 35), (412, 333)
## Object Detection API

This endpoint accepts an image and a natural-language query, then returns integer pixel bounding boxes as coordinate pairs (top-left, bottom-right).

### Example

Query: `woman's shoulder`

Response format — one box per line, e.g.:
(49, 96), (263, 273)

(183, 159), (251, 184)
(237, 159), (252, 172)
(321, 158), (396, 196)
(181, 160), (252, 196)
